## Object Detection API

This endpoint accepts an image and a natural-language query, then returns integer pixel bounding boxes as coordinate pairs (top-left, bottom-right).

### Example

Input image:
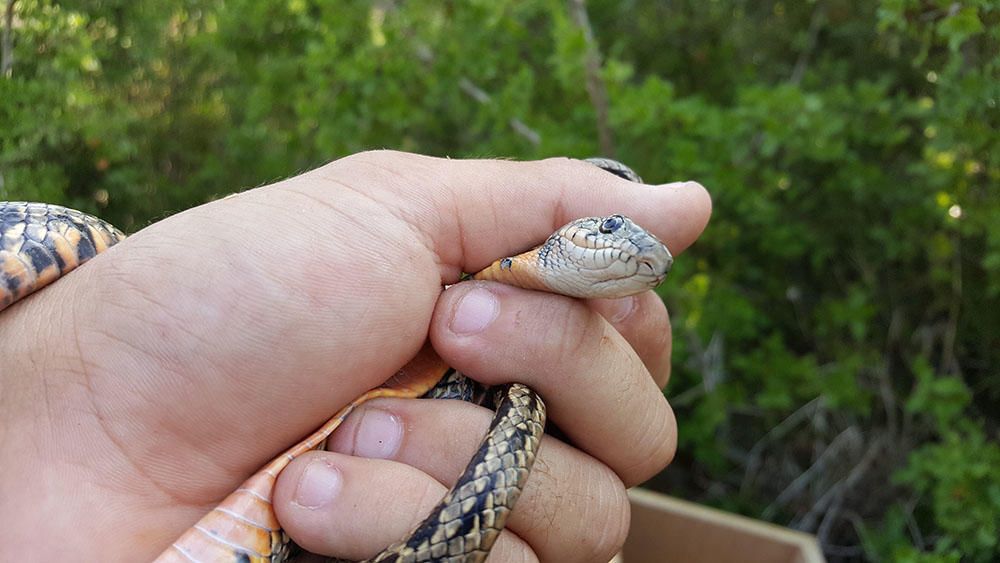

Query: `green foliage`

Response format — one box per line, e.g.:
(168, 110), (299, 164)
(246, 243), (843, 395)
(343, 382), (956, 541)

(906, 358), (971, 429)
(896, 424), (1000, 561)
(882, 357), (1000, 561)
(2, 0), (998, 560)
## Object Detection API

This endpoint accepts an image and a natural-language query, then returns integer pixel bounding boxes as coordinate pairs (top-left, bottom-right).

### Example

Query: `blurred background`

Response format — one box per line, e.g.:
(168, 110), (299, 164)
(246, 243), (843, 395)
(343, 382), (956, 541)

(1, 1), (997, 561)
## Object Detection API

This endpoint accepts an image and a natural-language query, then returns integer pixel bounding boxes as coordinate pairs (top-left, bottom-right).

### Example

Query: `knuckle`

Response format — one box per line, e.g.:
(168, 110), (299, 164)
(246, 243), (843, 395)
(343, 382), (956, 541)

(534, 156), (602, 181)
(338, 149), (442, 175)
(653, 324), (673, 384)
(653, 310), (672, 353)
(536, 155), (580, 169)
(408, 475), (447, 524)
(622, 400), (677, 486)
(630, 294), (672, 385)
(643, 293), (671, 336)
(339, 148), (407, 165)
(646, 298), (672, 353)
(582, 465), (631, 561)
(521, 450), (629, 563)
(491, 534), (541, 563)
(327, 150), (416, 182)
(531, 300), (604, 369)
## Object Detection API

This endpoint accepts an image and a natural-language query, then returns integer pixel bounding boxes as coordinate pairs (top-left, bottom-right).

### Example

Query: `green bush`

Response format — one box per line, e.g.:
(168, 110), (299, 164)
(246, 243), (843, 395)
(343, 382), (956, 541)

(2, 1), (997, 559)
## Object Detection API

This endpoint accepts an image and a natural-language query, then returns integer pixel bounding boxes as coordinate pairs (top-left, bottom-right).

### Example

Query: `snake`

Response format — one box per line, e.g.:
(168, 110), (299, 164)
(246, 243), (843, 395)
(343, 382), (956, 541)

(0, 159), (672, 562)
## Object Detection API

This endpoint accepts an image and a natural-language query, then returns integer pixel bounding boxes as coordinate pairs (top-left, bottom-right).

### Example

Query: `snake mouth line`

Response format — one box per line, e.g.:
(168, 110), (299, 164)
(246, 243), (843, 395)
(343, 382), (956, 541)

(639, 259), (671, 278)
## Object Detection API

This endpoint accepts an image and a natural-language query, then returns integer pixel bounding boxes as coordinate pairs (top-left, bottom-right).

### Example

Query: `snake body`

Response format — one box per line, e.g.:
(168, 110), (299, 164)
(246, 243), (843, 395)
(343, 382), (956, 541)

(1, 202), (126, 309)
(0, 159), (672, 562)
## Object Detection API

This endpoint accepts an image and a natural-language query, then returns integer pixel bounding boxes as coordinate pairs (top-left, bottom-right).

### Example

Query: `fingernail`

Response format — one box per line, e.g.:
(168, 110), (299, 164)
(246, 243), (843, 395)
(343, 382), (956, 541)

(352, 408), (403, 459)
(607, 296), (637, 323)
(293, 458), (342, 509)
(450, 286), (499, 335)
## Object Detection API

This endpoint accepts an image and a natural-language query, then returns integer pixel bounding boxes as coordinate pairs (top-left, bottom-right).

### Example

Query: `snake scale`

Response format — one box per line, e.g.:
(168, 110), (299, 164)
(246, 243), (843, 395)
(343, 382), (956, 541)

(0, 158), (672, 562)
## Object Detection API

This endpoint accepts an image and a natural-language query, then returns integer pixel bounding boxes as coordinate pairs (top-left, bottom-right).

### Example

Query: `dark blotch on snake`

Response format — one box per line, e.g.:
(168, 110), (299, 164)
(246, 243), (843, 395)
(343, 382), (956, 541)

(74, 227), (98, 261)
(4, 273), (20, 291)
(24, 241), (54, 273)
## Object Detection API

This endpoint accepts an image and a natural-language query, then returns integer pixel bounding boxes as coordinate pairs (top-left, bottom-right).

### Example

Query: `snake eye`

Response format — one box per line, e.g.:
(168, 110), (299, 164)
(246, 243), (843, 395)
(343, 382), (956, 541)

(599, 215), (624, 234)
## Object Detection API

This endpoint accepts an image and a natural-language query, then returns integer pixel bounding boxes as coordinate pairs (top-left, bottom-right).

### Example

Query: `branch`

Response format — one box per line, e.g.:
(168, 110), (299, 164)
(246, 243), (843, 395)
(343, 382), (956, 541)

(941, 231), (962, 374)
(762, 426), (862, 520)
(794, 434), (885, 533)
(789, 1), (825, 85)
(672, 330), (725, 407)
(411, 41), (541, 146)
(2, 0), (14, 78)
(566, 0), (614, 156)
(457, 77), (541, 145)
(741, 396), (824, 494)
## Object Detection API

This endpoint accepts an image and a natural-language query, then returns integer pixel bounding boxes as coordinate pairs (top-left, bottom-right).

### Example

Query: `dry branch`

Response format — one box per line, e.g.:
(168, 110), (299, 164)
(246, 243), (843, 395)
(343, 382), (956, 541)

(2, 0), (14, 77)
(567, 0), (614, 156)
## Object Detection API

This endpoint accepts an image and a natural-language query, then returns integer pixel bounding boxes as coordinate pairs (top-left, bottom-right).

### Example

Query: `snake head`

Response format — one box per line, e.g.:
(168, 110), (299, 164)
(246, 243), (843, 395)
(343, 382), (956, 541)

(540, 214), (672, 298)
(475, 214), (672, 299)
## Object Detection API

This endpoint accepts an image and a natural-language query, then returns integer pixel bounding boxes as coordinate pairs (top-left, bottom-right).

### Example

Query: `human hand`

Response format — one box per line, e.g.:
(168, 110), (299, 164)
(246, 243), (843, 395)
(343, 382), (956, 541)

(0, 151), (710, 561)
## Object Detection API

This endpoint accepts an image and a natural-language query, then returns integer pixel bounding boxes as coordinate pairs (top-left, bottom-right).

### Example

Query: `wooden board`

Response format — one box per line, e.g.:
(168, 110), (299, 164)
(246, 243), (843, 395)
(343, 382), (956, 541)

(620, 488), (826, 563)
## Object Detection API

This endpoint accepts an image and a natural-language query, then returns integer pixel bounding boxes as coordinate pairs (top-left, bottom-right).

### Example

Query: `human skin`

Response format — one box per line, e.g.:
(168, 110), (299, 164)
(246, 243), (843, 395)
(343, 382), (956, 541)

(0, 151), (711, 562)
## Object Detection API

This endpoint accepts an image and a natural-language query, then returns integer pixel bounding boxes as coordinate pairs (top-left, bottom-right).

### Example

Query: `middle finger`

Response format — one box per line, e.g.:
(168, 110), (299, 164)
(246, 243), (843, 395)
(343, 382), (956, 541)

(429, 281), (677, 486)
(588, 290), (673, 389)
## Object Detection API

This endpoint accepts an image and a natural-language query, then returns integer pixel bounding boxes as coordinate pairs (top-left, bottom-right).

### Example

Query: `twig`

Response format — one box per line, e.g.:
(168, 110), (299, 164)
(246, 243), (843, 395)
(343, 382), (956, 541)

(941, 231), (962, 374)
(902, 494), (926, 550)
(566, 0), (614, 156)
(457, 78), (491, 104)
(821, 543), (866, 558)
(817, 485), (846, 545)
(672, 330), (724, 407)
(508, 119), (542, 146)
(455, 77), (541, 146)
(0, 0), (11, 204)
(741, 396), (824, 494)
(789, 1), (825, 85)
(2, 0), (14, 77)
(882, 307), (903, 437)
(412, 43), (541, 146)
(762, 426), (862, 520)
(795, 434), (885, 532)
(842, 510), (875, 558)
(669, 383), (705, 407)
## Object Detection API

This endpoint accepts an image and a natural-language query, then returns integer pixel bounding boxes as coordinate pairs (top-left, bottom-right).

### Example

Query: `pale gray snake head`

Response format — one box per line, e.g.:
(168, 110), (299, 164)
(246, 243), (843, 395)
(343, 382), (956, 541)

(537, 214), (672, 298)
(475, 214), (672, 299)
